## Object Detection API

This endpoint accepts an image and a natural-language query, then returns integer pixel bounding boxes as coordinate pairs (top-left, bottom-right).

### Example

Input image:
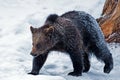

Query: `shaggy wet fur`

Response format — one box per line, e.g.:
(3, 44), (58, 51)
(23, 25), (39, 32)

(29, 11), (113, 76)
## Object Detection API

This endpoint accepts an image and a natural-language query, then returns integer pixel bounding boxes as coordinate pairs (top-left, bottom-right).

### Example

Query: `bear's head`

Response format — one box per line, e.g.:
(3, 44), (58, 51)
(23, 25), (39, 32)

(30, 14), (72, 57)
(30, 25), (60, 57)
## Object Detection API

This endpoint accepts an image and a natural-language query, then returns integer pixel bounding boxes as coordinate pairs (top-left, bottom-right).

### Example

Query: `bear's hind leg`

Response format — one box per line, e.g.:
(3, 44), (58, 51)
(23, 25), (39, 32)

(91, 45), (113, 74)
(28, 53), (48, 75)
(103, 53), (113, 73)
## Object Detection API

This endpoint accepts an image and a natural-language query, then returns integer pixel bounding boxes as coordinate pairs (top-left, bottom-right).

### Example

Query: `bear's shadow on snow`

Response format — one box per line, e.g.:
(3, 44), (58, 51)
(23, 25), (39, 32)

(44, 64), (57, 69)
(40, 64), (70, 76)
(41, 64), (106, 77)
(40, 70), (107, 79)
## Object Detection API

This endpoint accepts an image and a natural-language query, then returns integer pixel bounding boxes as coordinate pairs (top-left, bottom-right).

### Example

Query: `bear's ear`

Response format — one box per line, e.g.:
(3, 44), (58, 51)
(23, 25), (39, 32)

(44, 26), (54, 35)
(46, 14), (59, 23)
(30, 26), (37, 33)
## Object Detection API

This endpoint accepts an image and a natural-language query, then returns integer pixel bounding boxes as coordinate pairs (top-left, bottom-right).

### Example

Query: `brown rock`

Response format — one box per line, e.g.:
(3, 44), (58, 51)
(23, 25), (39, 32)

(97, 0), (120, 43)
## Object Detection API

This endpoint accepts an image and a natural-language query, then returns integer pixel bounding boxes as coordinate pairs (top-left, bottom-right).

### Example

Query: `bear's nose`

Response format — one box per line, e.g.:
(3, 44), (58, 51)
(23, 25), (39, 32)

(30, 52), (37, 56)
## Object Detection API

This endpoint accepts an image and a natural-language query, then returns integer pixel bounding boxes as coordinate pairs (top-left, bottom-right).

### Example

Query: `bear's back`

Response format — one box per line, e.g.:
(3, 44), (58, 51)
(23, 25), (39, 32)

(61, 11), (106, 48)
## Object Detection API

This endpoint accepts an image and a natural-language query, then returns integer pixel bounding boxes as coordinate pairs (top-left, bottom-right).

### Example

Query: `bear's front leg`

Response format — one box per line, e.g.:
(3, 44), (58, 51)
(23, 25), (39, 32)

(83, 52), (90, 72)
(68, 50), (83, 76)
(28, 53), (48, 75)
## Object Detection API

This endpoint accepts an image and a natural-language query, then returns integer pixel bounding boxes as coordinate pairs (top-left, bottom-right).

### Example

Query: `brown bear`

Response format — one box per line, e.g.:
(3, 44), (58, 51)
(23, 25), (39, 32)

(28, 11), (113, 76)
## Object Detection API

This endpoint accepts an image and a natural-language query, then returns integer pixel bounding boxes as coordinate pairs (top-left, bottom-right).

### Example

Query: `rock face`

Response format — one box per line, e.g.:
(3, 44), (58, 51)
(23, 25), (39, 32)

(97, 0), (120, 43)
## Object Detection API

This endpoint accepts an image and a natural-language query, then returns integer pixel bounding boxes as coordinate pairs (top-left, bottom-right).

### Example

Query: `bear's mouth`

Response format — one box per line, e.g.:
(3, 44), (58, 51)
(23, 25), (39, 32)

(30, 52), (38, 57)
(33, 54), (40, 57)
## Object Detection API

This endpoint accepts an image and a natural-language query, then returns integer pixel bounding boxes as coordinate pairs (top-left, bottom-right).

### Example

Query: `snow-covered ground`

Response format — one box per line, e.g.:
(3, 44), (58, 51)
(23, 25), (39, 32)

(0, 0), (120, 80)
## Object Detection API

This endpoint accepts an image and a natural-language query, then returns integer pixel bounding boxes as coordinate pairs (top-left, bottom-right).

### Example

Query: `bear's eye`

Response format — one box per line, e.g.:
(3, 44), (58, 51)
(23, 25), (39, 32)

(36, 43), (41, 49)
(48, 33), (52, 39)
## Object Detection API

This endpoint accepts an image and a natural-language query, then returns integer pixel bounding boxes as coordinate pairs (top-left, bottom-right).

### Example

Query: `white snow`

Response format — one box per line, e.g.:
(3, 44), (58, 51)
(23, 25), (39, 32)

(0, 0), (120, 80)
